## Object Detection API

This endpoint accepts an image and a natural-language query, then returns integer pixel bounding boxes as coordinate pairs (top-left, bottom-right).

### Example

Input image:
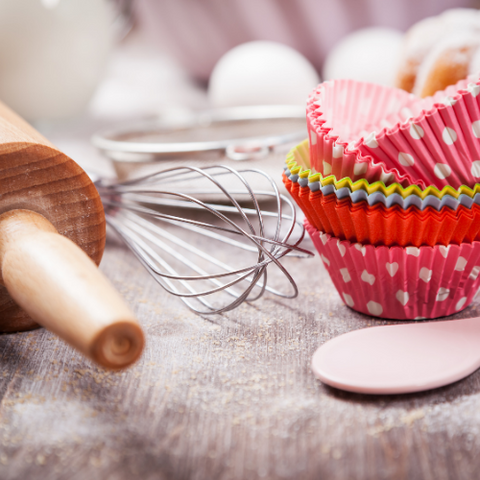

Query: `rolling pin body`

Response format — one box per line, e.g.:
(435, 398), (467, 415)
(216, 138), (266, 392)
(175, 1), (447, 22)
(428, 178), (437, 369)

(0, 100), (144, 369)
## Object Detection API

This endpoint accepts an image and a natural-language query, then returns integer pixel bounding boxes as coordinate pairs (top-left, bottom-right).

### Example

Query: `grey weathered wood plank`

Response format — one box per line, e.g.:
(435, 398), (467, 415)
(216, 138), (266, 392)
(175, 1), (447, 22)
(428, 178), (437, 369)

(1, 215), (480, 479)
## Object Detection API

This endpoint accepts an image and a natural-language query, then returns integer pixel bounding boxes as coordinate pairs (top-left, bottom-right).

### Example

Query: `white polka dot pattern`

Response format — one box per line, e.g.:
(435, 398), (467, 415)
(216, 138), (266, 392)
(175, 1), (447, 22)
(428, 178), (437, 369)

(472, 120), (480, 138)
(468, 83), (480, 97)
(398, 152), (415, 167)
(472, 161), (480, 177)
(442, 96), (457, 106)
(306, 78), (480, 192)
(409, 124), (424, 139)
(442, 127), (457, 145)
(380, 171), (395, 184)
(364, 132), (378, 148)
(434, 163), (452, 179)
(353, 162), (368, 176)
(332, 144), (344, 158)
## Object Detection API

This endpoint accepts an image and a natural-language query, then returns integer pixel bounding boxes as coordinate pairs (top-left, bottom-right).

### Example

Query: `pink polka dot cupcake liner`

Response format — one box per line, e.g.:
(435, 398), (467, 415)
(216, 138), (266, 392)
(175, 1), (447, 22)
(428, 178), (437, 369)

(307, 75), (480, 190)
(306, 221), (480, 320)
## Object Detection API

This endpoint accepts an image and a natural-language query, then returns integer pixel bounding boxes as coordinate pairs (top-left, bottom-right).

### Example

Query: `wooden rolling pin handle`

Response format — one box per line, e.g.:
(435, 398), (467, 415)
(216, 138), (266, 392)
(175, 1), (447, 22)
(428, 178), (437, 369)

(0, 210), (144, 369)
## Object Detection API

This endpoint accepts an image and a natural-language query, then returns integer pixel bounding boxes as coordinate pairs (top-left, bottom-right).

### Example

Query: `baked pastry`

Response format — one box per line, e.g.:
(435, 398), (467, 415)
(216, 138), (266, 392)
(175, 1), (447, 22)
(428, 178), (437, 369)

(396, 8), (480, 97)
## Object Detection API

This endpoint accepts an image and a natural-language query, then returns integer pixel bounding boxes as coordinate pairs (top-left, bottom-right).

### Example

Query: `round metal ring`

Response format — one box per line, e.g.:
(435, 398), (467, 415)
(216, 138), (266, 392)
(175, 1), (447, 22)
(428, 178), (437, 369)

(92, 105), (307, 163)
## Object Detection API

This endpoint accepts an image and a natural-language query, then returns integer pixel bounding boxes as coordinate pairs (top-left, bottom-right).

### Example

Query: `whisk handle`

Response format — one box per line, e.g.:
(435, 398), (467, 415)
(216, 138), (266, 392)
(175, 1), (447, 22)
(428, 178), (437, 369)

(0, 210), (144, 369)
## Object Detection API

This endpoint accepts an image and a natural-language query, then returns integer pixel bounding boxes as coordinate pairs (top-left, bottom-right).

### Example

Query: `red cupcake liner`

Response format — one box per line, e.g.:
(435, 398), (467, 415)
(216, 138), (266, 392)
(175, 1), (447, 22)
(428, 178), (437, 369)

(283, 172), (480, 247)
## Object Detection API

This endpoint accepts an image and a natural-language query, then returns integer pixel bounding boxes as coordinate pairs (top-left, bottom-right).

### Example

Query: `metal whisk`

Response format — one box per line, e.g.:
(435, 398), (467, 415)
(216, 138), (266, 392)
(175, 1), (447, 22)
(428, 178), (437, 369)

(92, 165), (311, 315)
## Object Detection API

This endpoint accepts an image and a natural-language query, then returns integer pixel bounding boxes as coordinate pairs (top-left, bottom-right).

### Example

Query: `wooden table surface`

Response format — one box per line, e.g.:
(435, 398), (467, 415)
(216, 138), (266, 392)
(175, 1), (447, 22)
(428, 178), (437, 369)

(2, 174), (480, 479)
(3, 31), (480, 480)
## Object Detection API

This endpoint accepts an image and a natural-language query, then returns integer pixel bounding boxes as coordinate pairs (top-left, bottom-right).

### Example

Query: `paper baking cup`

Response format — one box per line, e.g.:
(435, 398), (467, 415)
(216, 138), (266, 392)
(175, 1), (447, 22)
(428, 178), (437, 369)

(286, 139), (480, 200)
(306, 222), (480, 319)
(285, 165), (480, 211)
(286, 174), (480, 246)
(307, 75), (480, 189)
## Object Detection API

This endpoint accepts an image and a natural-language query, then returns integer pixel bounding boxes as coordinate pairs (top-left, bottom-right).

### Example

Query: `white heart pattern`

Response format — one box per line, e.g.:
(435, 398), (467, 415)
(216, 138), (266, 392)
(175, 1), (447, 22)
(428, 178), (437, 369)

(354, 243), (366, 256)
(340, 268), (351, 283)
(436, 288), (450, 302)
(419, 267), (432, 283)
(366, 301), (383, 317)
(361, 270), (376, 285)
(323, 161), (332, 175)
(337, 240), (346, 257)
(321, 254), (330, 267)
(439, 245), (450, 258)
(396, 290), (409, 306)
(385, 262), (399, 277)
(406, 247), (420, 257)
(343, 293), (354, 307)
(320, 233), (330, 245)
(455, 256), (467, 272)
(470, 266), (480, 280)
(456, 297), (467, 311)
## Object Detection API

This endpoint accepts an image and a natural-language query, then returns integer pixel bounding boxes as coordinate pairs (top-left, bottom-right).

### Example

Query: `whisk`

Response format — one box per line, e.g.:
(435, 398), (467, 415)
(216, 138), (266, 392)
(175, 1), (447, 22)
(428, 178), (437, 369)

(93, 164), (312, 315)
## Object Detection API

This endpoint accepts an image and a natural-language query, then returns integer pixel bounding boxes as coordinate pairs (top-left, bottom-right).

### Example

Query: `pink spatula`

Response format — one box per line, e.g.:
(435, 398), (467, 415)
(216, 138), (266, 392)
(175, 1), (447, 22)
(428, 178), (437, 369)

(312, 317), (480, 394)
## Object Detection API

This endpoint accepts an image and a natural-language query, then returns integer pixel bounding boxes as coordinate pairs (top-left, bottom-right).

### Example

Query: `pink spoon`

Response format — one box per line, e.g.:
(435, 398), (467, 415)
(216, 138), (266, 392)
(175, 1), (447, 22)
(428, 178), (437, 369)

(311, 317), (480, 395)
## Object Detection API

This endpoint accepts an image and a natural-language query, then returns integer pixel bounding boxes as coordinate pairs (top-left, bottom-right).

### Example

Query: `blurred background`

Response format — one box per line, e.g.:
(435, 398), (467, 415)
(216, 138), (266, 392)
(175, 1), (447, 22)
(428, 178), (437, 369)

(1, 0), (479, 176)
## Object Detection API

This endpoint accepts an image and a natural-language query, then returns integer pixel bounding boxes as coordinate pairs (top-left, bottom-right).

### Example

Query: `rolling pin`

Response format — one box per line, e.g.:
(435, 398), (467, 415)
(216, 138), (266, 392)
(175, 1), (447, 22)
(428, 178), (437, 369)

(0, 100), (144, 369)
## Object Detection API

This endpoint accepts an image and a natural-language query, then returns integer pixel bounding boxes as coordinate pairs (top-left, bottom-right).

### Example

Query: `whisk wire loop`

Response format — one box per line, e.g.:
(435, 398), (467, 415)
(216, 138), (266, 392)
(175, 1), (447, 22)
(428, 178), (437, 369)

(97, 165), (311, 314)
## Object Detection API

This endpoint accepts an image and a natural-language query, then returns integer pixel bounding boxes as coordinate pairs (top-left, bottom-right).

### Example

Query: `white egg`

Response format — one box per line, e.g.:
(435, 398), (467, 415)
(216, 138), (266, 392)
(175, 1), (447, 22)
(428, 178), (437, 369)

(209, 41), (320, 107)
(323, 27), (404, 87)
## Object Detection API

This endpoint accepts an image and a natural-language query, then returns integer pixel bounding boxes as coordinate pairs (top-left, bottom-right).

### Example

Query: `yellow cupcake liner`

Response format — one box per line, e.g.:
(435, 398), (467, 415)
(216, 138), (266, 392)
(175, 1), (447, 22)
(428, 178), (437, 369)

(286, 140), (480, 200)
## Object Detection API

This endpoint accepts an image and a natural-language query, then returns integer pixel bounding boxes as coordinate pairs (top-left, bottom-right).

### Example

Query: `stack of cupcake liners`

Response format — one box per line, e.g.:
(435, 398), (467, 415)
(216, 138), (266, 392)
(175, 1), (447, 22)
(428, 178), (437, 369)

(286, 76), (480, 319)
(284, 160), (480, 246)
